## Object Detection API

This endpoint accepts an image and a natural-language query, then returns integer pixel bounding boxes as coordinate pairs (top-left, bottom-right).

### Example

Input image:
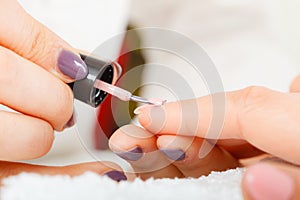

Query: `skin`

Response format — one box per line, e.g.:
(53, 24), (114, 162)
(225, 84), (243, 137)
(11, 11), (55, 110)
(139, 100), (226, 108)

(110, 76), (300, 199)
(0, 0), (124, 178)
(1, 1), (300, 199)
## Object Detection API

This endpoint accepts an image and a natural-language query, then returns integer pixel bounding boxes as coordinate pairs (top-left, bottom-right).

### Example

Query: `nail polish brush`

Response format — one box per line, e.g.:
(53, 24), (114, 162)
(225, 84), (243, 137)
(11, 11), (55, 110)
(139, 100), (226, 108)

(94, 80), (166, 106)
(69, 52), (166, 108)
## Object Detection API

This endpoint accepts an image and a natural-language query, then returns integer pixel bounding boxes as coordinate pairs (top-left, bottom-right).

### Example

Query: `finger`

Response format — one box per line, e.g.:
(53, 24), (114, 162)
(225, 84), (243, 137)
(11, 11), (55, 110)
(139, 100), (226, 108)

(137, 86), (300, 164)
(157, 135), (239, 177)
(217, 139), (264, 159)
(0, 0), (87, 81)
(290, 74), (300, 92)
(139, 87), (300, 164)
(109, 125), (183, 180)
(0, 161), (128, 182)
(0, 111), (53, 160)
(0, 47), (73, 130)
(136, 91), (240, 139)
(242, 162), (300, 200)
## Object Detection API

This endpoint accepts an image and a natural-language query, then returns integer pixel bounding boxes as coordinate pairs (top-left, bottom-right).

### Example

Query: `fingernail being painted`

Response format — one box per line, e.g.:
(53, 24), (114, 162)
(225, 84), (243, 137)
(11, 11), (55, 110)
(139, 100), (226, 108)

(134, 99), (166, 115)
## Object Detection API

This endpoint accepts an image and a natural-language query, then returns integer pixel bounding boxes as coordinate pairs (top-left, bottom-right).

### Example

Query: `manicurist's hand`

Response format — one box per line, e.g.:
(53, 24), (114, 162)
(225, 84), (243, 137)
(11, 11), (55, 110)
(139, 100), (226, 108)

(0, 0), (129, 182)
(110, 75), (300, 199)
(0, 0), (88, 161)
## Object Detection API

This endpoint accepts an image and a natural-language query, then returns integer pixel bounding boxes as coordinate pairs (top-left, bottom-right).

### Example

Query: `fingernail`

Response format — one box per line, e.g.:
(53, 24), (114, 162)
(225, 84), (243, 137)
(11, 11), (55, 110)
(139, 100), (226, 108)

(64, 114), (76, 129)
(134, 99), (166, 115)
(57, 50), (88, 80)
(136, 105), (166, 134)
(134, 105), (152, 115)
(116, 147), (143, 161)
(244, 163), (294, 200)
(134, 106), (152, 129)
(160, 149), (185, 161)
(104, 171), (127, 182)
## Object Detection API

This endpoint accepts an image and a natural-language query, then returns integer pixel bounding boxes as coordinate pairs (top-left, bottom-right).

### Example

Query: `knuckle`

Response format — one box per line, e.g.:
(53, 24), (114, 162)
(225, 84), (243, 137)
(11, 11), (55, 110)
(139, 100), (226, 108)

(241, 86), (270, 109)
(237, 86), (271, 128)
(26, 23), (51, 63)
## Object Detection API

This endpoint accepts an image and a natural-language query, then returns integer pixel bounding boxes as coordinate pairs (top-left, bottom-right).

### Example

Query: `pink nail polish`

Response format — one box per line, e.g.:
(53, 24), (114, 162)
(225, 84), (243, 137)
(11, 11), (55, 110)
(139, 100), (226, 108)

(134, 98), (166, 115)
(244, 163), (294, 200)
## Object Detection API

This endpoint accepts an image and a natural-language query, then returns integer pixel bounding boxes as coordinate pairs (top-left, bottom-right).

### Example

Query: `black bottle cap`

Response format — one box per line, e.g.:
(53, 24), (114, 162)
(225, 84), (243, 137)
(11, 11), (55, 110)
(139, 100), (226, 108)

(68, 53), (121, 108)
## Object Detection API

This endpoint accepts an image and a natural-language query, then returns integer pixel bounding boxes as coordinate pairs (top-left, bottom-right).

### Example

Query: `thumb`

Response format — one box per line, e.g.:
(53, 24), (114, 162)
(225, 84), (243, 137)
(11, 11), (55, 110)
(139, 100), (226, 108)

(242, 162), (300, 200)
(0, 0), (88, 82)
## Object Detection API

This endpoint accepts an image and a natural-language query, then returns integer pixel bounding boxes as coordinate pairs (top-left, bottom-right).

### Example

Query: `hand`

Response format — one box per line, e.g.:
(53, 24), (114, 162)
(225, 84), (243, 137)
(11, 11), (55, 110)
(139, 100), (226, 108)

(110, 75), (300, 199)
(0, 161), (128, 182)
(0, 0), (88, 161)
(0, 0), (126, 181)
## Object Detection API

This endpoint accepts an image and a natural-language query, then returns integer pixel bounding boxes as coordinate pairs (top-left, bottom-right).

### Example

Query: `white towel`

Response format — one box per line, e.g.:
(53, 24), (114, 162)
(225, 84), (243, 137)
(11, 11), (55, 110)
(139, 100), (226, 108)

(0, 168), (244, 200)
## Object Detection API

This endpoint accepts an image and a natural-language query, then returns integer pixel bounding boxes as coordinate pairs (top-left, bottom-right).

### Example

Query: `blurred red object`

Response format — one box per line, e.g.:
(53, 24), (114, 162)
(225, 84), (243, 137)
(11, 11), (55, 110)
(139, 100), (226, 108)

(94, 28), (145, 149)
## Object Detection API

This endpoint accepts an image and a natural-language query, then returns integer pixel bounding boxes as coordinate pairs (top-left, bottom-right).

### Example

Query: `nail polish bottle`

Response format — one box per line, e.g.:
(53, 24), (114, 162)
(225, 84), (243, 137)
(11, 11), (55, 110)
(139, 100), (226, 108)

(68, 53), (122, 107)
(67, 53), (122, 151)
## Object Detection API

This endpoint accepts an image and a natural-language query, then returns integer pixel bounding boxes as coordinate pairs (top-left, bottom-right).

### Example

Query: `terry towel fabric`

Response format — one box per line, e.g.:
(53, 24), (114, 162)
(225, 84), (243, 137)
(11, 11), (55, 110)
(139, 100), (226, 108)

(0, 168), (244, 200)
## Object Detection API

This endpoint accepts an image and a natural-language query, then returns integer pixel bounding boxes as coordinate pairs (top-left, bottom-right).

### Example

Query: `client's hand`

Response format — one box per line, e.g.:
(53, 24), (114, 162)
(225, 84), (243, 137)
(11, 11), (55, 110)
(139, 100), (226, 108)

(110, 75), (300, 199)
(0, 161), (128, 182)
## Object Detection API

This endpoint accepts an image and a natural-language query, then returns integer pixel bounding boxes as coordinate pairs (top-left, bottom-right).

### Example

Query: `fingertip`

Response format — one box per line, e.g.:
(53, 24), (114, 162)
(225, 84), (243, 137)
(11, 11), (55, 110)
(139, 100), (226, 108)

(156, 135), (180, 149)
(136, 105), (167, 134)
(63, 112), (76, 129)
(137, 109), (152, 129)
(104, 171), (127, 182)
(134, 104), (151, 115)
(52, 91), (74, 131)
(115, 146), (144, 161)
(156, 135), (189, 161)
(243, 163), (295, 200)
(109, 125), (155, 152)
(290, 75), (300, 92)
(32, 121), (55, 158)
(21, 119), (54, 160)
(56, 50), (88, 81)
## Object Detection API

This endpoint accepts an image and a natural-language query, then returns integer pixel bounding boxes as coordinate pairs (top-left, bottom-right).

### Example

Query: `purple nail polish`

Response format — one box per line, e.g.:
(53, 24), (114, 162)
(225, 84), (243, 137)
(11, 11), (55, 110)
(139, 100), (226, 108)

(57, 50), (88, 80)
(116, 147), (143, 161)
(64, 114), (75, 129)
(104, 171), (127, 182)
(160, 149), (185, 161)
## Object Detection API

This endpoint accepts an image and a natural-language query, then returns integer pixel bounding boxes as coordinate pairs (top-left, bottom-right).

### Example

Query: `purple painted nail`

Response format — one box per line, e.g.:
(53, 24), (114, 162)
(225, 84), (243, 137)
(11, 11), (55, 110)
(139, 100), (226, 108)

(160, 149), (185, 161)
(116, 147), (143, 161)
(104, 171), (127, 182)
(64, 114), (76, 129)
(57, 50), (88, 80)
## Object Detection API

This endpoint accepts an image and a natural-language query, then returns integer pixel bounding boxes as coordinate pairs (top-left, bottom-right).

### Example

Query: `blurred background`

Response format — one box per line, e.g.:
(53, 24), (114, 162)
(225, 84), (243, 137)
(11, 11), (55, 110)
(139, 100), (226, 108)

(13, 0), (300, 167)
